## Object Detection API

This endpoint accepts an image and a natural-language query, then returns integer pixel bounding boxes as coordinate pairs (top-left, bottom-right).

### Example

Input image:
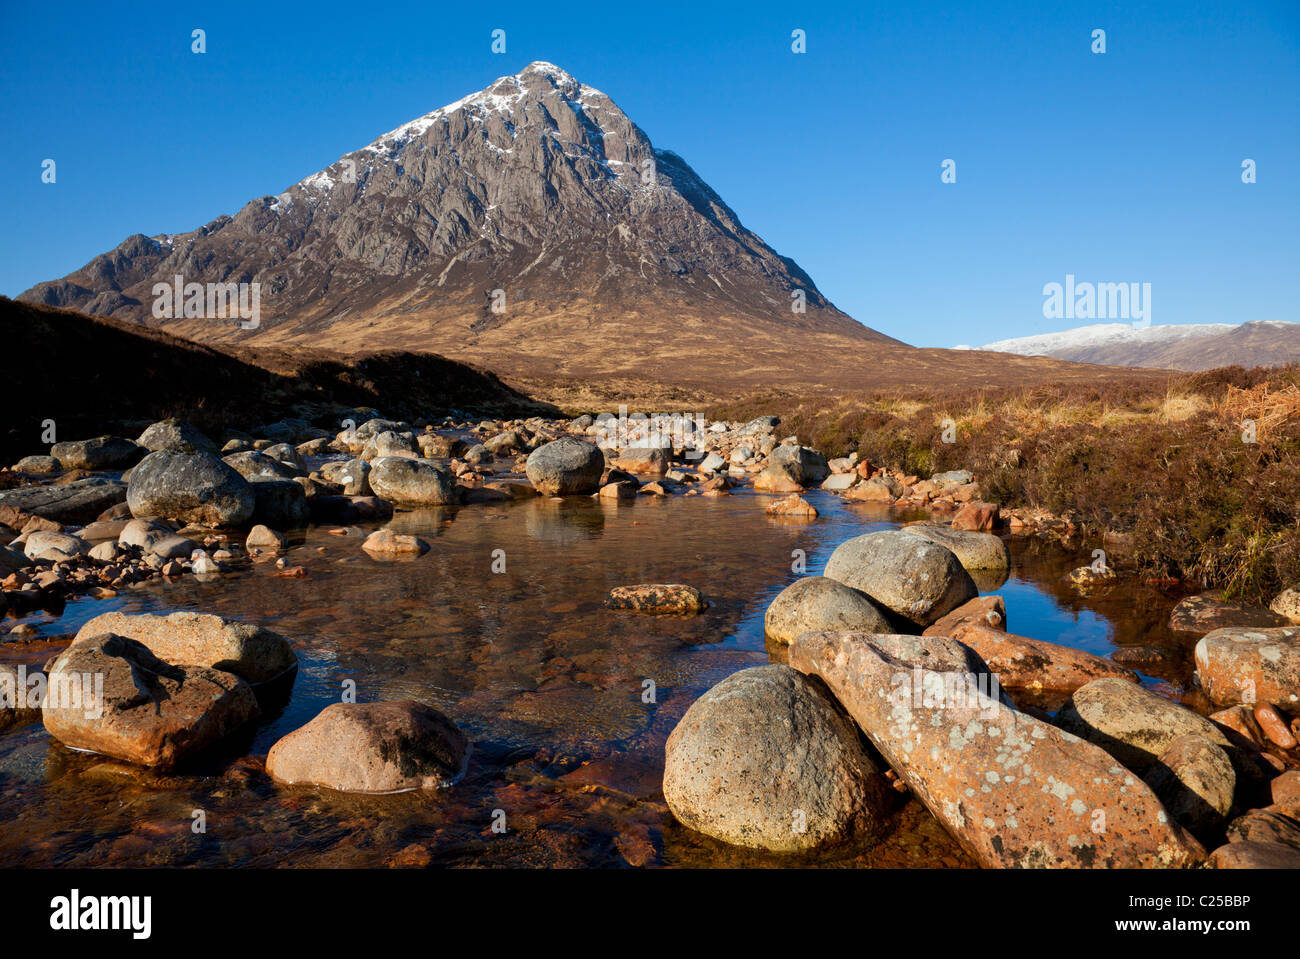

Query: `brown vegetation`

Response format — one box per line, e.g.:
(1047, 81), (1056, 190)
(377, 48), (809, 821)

(710, 366), (1300, 602)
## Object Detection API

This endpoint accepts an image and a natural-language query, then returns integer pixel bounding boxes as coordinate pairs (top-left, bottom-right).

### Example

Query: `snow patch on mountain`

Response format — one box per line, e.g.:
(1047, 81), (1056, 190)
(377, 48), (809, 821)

(979, 323), (1235, 356)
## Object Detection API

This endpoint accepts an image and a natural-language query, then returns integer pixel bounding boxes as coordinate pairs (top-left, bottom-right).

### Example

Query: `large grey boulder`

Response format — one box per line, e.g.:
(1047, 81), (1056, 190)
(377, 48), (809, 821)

(223, 450), (301, 481)
(901, 522), (1010, 573)
(126, 449), (255, 525)
(763, 576), (893, 645)
(823, 530), (977, 628)
(248, 477), (309, 527)
(663, 664), (886, 852)
(369, 456), (460, 506)
(525, 437), (604, 495)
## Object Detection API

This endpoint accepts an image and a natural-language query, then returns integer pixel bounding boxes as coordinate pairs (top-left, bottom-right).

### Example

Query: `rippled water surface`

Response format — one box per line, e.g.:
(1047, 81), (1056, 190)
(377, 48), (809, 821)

(0, 487), (1198, 868)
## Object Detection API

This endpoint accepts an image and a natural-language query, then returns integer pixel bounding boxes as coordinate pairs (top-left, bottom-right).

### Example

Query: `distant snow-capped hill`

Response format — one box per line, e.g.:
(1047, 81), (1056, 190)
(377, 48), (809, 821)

(977, 321), (1300, 371)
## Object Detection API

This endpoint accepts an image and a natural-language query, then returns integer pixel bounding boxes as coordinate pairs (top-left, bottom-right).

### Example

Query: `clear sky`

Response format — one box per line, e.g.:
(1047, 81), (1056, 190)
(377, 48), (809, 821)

(1, 0), (1296, 346)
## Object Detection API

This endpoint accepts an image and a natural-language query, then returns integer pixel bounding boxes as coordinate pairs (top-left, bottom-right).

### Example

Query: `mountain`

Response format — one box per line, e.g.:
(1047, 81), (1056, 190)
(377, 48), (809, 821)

(977, 321), (1300, 371)
(19, 61), (1174, 403)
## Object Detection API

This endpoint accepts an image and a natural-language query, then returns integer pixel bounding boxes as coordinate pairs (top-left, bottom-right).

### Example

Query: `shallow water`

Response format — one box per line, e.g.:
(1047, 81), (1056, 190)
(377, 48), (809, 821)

(0, 487), (1198, 868)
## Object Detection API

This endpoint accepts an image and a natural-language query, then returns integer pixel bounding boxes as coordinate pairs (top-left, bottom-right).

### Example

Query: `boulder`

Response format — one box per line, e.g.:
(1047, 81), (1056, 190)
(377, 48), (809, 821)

(266, 700), (467, 793)
(842, 476), (900, 502)
(127, 449), (254, 526)
(369, 457), (460, 506)
(936, 623), (1136, 696)
(788, 631), (1205, 868)
(769, 445), (829, 485)
(1142, 734), (1236, 839)
(765, 493), (818, 518)
(931, 469), (973, 487)
(952, 502), (999, 532)
(926, 596), (1007, 635)
(823, 530), (976, 628)
(23, 531), (89, 562)
(246, 524), (285, 550)
(751, 467), (804, 493)
(42, 634), (259, 769)
(136, 419), (218, 453)
(0, 477), (127, 525)
(1056, 678), (1233, 772)
(222, 450), (301, 481)
(663, 665), (886, 852)
(1169, 592), (1289, 636)
(611, 446), (670, 475)
(1209, 841), (1300, 868)
(605, 584), (704, 615)
(74, 611), (297, 685)
(14, 455), (60, 473)
(361, 529), (431, 556)
(525, 438), (604, 495)
(50, 436), (142, 471)
(902, 523), (1010, 572)
(1269, 588), (1300, 624)
(820, 473), (858, 492)
(1194, 626), (1300, 708)
(764, 576), (892, 645)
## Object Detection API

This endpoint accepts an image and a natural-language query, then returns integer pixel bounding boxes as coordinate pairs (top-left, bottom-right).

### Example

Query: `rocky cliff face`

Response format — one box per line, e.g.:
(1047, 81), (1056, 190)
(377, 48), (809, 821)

(22, 62), (898, 389)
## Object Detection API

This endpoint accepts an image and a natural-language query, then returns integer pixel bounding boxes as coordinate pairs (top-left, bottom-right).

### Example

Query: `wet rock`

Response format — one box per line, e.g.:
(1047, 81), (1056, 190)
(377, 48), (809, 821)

(605, 584), (704, 615)
(663, 664), (886, 852)
(1194, 625), (1300, 708)
(902, 523), (1009, 573)
(369, 457), (460, 507)
(127, 449), (254, 526)
(788, 631), (1205, 868)
(597, 480), (638, 500)
(361, 529), (431, 557)
(50, 436), (142, 471)
(765, 493), (818, 518)
(1056, 678), (1232, 772)
(525, 438), (605, 495)
(145, 533), (197, 561)
(764, 576), (893, 645)
(1170, 592), (1289, 636)
(43, 634), (260, 769)
(262, 443), (307, 472)
(940, 624), (1137, 696)
(266, 700), (467, 793)
(75, 610), (297, 685)
(0, 477), (127, 525)
(23, 531), (89, 562)
(1142, 735), (1236, 839)
(136, 419), (218, 453)
(823, 530), (976, 628)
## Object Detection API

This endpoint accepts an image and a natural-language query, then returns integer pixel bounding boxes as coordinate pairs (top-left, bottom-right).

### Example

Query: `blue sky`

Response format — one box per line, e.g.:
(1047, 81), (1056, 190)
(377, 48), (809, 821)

(1, 0), (1296, 346)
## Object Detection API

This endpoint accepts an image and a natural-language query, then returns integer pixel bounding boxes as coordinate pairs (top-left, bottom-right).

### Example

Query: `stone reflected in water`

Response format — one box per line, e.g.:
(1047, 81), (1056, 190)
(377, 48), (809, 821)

(0, 489), (1199, 867)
